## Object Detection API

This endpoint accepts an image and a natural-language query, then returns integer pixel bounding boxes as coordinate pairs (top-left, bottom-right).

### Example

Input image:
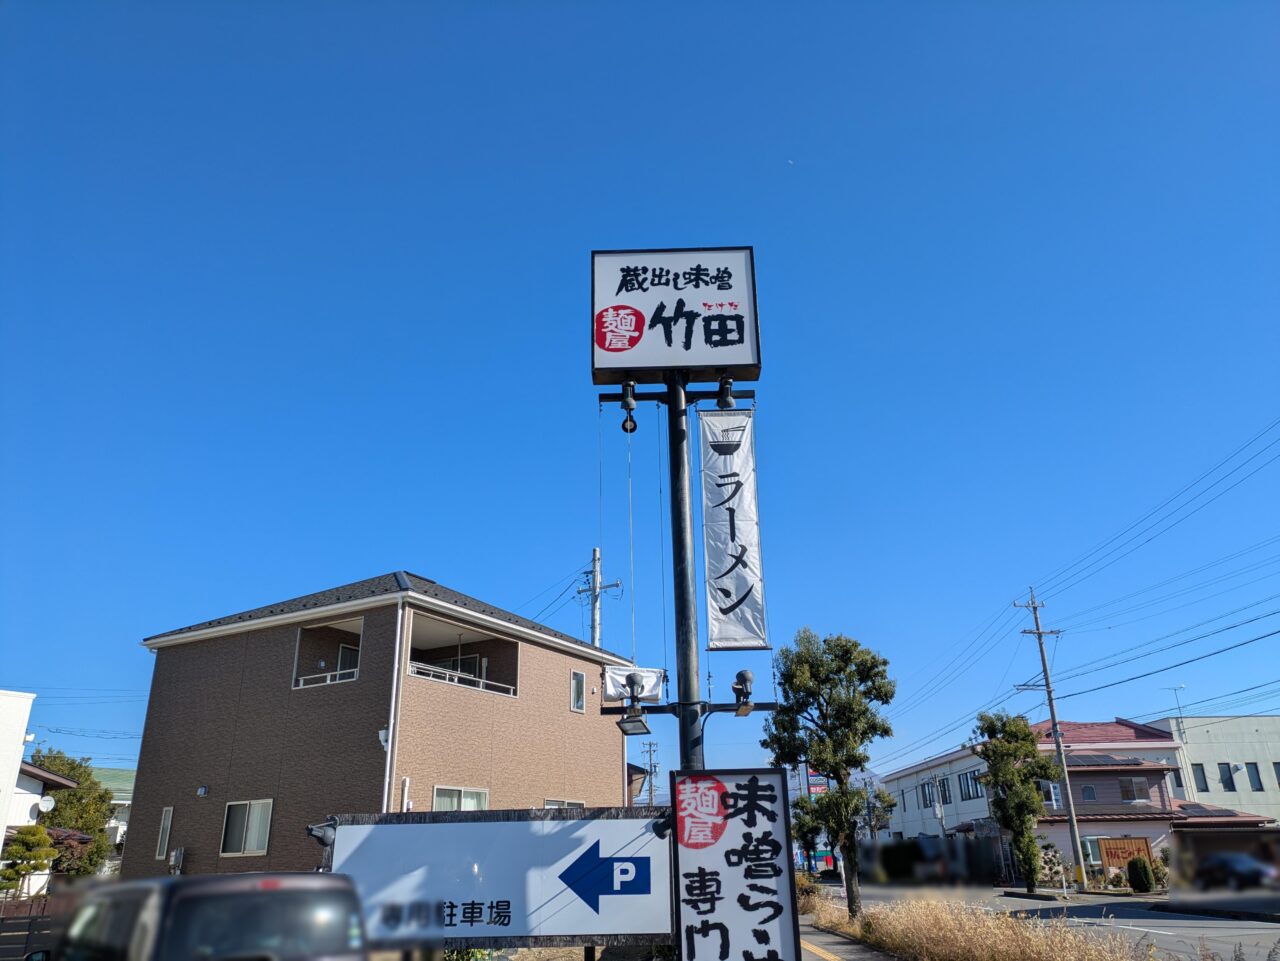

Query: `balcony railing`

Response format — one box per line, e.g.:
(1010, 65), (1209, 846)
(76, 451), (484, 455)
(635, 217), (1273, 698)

(408, 660), (515, 697)
(294, 668), (359, 689)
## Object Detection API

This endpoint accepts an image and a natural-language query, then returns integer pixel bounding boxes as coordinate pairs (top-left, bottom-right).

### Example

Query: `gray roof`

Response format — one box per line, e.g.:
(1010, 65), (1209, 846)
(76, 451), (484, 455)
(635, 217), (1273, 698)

(1064, 753), (1175, 769)
(146, 571), (619, 658)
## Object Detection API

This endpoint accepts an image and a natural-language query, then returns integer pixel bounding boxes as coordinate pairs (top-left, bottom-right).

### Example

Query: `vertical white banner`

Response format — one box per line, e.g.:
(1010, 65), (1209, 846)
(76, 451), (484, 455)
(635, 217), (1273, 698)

(698, 409), (767, 650)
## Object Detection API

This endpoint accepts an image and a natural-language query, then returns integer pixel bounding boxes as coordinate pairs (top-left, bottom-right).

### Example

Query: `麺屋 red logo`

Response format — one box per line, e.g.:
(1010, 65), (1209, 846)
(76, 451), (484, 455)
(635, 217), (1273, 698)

(594, 305), (646, 352)
(675, 775), (728, 849)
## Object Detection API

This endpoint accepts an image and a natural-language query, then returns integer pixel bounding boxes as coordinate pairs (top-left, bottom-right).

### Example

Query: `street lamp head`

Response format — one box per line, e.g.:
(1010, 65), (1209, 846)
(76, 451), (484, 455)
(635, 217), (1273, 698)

(716, 376), (735, 410)
(617, 714), (650, 736)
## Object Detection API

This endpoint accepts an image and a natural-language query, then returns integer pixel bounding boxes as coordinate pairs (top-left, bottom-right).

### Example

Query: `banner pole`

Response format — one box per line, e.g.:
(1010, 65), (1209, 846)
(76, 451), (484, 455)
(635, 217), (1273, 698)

(665, 370), (704, 771)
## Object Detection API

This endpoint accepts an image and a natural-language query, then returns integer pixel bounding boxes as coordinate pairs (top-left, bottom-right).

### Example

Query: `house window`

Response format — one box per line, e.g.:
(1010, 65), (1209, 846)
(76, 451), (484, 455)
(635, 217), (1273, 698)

(220, 799), (272, 856)
(919, 780), (935, 807)
(570, 671), (586, 713)
(1192, 763), (1209, 792)
(1246, 762), (1264, 791)
(1119, 778), (1148, 802)
(1171, 768), (1183, 789)
(900, 789), (907, 810)
(1274, 762), (1280, 789)
(434, 787), (488, 811)
(155, 806), (173, 860)
(1218, 763), (1238, 792)
(959, 770), (985, 801)
(1082, 836), (1108, 866)
(1037, 780), (1062, 809)
(937, 777), (952, 805)
(545, 799), (586, 808)
(1081, 785), (1097, 801)
(338, 644), (360, 673)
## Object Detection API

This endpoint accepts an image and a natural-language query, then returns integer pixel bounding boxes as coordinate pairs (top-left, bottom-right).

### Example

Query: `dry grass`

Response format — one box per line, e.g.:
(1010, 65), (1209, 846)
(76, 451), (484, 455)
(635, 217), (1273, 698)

(812, 896), (1153, 961)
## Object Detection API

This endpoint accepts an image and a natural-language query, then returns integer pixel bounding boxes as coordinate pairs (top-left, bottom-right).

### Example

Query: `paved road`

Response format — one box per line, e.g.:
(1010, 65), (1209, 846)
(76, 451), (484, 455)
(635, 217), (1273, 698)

(822, 883), (1280, 960)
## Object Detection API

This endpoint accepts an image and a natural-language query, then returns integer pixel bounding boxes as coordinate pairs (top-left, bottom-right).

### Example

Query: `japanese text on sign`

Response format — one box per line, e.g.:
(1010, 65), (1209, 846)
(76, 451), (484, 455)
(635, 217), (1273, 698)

(671, 770), (800, 961)
(699, 409), (767, 649)
(591, 248), (759, 385)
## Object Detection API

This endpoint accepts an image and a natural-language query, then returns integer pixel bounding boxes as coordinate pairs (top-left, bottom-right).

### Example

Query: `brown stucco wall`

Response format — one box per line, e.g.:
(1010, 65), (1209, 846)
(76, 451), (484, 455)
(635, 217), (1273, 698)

(121, 604), (398, 878)
(393, 609), (625, 810)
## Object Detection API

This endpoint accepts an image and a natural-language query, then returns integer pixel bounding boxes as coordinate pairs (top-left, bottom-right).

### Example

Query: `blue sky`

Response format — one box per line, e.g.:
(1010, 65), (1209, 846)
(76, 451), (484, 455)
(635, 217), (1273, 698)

(2, 1), (1277, 795)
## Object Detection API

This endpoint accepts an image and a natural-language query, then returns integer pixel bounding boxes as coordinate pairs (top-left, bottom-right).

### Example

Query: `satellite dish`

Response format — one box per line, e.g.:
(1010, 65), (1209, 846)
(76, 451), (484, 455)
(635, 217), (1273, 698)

(38, 796), (56, 813)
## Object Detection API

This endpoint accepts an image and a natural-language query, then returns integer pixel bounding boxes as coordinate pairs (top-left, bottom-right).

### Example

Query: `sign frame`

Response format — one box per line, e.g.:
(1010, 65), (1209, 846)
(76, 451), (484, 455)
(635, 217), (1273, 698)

(669, 767), (803, 961)
(591, 246), (762, 386)
(324, 806), (674, 950)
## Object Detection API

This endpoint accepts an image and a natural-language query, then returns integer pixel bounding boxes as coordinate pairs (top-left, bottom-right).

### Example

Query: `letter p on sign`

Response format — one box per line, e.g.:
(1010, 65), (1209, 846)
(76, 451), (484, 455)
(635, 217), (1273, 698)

(613, 861), (636, 890)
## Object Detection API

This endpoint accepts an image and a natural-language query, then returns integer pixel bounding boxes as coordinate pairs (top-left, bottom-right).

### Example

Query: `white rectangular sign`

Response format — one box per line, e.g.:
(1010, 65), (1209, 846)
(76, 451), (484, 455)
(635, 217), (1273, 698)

(699, 409), (767, 649)
(592, 247), (760, 385)
(331, 810), (671, 946)
(671, 769), (800, 961)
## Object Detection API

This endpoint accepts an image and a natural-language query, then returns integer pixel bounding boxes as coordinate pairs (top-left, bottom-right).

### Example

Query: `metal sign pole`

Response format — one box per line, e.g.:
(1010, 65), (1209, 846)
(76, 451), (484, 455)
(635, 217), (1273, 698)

(665, 371), (704, 771)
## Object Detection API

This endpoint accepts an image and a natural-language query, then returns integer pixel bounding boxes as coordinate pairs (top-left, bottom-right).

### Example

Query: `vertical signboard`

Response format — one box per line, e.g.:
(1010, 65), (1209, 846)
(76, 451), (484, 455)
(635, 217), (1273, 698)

(671, 768), (800, 961)
(591, 247), (760, 385)
(699, 409), (767, 649)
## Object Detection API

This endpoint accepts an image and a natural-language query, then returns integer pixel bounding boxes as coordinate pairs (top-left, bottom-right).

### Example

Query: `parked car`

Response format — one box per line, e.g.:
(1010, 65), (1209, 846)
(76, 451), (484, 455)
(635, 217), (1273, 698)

(1192, 853), (1280, 891)
(27, 873), (366, 961)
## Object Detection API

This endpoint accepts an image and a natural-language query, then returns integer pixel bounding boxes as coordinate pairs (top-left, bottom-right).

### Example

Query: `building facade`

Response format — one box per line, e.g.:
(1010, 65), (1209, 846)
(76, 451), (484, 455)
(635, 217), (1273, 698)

(880, 718), (1274, 881)
(121, 572), (634, 879)
(1148, 715), (1280, 824)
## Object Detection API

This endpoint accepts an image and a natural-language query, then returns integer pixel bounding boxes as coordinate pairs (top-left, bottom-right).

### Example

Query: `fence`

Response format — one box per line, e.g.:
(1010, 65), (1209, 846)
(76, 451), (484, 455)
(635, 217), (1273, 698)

(0, 899), (53, 961)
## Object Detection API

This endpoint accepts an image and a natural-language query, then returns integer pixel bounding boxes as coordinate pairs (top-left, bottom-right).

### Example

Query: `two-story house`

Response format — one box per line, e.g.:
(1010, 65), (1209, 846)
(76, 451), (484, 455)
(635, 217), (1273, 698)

(121, 572), (635, 878)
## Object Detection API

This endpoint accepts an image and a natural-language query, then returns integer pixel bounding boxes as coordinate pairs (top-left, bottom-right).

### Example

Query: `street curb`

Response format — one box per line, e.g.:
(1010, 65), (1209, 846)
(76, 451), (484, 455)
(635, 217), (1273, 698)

(1149, 903), (1280, 925)
(999, 890), (1068, 902)
(807, 923), (898, 961)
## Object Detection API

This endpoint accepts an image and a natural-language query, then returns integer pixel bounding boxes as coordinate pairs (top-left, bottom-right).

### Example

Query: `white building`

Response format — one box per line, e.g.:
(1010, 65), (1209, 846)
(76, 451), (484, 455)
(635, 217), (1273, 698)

(1148, 715), (1280, 824)
(0, 690), (37, 839)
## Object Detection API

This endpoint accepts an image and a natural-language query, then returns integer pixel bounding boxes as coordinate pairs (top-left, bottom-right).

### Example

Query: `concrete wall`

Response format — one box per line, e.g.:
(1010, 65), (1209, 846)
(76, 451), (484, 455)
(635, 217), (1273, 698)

(882, 749), (992, 838)
(9, 771), (45, 827)
(393, 608), (625, 811)
(121, 605), (398, 878)
(1149, 715), (1280, 821)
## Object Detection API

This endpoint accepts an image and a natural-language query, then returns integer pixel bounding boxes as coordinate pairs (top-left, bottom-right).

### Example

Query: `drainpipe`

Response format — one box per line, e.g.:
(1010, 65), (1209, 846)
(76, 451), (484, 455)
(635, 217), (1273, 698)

(381, 591), (407, 812)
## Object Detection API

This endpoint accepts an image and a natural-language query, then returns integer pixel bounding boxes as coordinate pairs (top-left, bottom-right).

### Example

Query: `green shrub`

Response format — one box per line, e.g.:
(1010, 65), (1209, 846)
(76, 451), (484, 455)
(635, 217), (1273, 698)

(1126, 855), (1155, 893)
(1151, 853), (1169, 888)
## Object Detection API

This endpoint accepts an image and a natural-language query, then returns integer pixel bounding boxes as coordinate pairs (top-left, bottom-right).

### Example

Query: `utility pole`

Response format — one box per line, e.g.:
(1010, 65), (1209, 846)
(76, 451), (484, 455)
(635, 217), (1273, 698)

(642, 740), (660, 806)
(666, 371), (705, 770)
(1163, 684), (1190, 799)
(577, 547), (621, 649)
(1016, 587), (1088, 893)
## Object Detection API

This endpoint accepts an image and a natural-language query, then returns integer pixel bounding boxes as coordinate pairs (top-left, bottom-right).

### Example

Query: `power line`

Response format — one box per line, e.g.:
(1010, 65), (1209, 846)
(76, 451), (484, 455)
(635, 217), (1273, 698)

(1034, 415), (1280, 595)
(1056, 627), (1280, 701)
(1040, 605), (1280, 685)
(1041, 440), (1280, 600)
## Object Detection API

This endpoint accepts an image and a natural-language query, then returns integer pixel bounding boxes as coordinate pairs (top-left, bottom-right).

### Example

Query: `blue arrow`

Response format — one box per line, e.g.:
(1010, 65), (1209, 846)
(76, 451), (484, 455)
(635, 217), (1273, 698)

(558, 841), (651, 913)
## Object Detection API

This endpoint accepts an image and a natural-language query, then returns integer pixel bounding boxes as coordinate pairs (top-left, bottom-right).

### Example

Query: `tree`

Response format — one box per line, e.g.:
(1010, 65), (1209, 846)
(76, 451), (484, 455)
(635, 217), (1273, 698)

(762, 628), (895, 918)
(972, 712), (1060, 893)
(790, 794), (823, 873)
(1, 825), (59, 897)
(864, 785), (897, 840)
(30, 749), (114, 876)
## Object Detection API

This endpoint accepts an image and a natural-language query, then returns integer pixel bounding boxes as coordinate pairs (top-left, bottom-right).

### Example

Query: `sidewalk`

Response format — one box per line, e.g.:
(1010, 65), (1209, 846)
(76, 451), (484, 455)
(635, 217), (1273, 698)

(799, 920), (895, 961)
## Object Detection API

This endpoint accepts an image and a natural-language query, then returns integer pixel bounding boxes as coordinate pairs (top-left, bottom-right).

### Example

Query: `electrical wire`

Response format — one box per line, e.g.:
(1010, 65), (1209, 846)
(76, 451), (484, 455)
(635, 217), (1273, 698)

(1034, 415), (1280, 596)
(1041, 440), (1280, 600)
(1055, 627), (1280, 700)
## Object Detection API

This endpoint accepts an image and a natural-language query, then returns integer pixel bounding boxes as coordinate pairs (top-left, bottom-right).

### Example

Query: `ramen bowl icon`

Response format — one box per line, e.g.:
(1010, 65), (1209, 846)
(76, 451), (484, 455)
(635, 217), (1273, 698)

(709, 426), (745, 456)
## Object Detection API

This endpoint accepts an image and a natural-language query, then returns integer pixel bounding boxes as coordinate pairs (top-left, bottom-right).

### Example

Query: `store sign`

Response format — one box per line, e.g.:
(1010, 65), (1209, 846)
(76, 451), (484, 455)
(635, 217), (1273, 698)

(591, 247), (760, 385)
(699, 409), (767, 649)
(329, 809), (671, 948)
(671, 769), (801, 961)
